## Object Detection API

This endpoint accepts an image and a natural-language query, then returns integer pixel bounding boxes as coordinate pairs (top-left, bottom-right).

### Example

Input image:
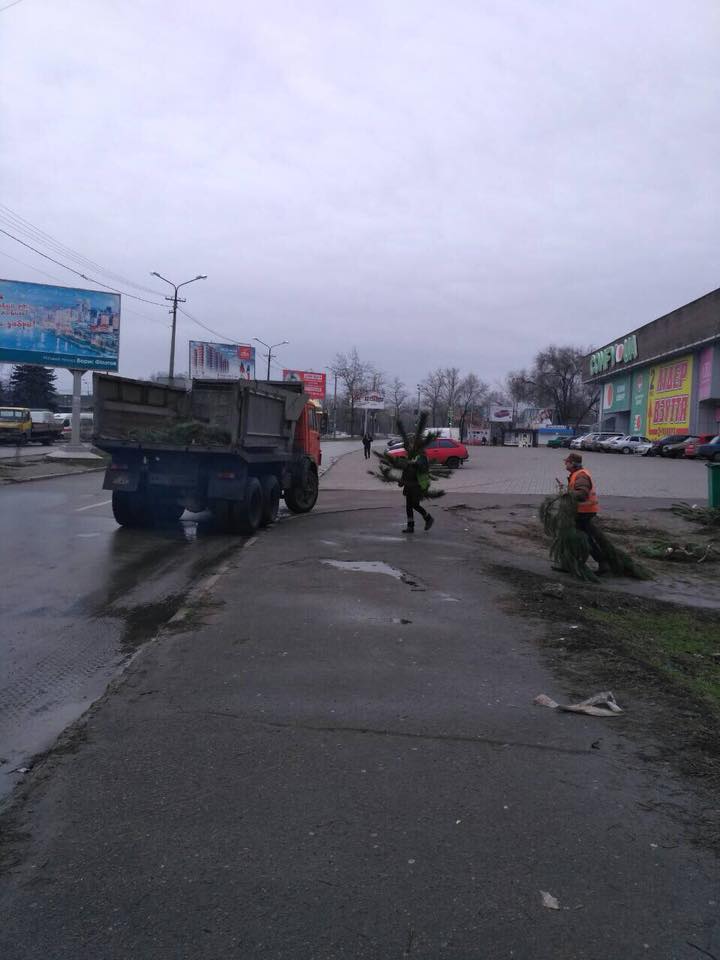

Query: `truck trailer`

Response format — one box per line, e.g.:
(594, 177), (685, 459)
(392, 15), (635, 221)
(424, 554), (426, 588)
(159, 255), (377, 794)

(93, 374), (321, 533)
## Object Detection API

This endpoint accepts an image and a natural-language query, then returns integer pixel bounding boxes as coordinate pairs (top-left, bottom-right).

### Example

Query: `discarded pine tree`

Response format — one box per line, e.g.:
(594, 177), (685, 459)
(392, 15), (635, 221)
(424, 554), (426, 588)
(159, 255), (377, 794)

(540, 493), (652, 581)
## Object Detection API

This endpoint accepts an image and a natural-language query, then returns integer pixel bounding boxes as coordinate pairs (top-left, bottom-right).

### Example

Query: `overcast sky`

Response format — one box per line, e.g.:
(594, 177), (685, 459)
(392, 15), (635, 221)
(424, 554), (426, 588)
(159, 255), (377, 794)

(1, 0), (718, 393)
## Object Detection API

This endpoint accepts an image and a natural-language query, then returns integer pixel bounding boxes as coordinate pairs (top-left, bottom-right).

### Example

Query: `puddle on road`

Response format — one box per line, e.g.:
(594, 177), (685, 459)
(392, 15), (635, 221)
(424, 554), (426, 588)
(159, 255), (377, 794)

(321, 560), (404, 578)
(320, 560), (427, 591)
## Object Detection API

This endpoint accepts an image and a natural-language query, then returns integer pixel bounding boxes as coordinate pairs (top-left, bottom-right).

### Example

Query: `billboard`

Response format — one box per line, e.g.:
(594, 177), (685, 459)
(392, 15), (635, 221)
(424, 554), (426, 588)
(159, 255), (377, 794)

(189, 341), (255, 380)
(0, 278), (120, 370)
(489, 404), (513, 422)
(356, 392), (385, 410)
(645, 355), (694, 441)
(282, 369), (326, 400)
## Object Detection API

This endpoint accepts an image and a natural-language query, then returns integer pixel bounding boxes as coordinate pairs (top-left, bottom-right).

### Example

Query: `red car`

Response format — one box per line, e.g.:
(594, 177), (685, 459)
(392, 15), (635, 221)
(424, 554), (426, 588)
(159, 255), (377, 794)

(683, 434), (716, 458)
(388, 438), (469, 468)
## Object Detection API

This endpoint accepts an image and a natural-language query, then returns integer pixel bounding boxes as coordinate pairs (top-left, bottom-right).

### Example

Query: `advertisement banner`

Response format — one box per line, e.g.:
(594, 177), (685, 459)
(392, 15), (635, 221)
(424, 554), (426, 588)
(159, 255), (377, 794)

(0, 278), (120, 370)
(356, 392), (385, 410)
(698, 346), (714, 401)
(630, 369), (649, 434)
(602, 374), (630, 414)
(189, 341), (255, 380)
(282, 369), (326, 400)
(646, 354), (693, 441)
(489, 404), (513, 422)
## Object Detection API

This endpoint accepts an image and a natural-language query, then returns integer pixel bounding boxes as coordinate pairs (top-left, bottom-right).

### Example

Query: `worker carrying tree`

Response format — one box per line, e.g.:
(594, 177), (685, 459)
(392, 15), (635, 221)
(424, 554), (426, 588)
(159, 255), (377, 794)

(560, 453), (607, 575)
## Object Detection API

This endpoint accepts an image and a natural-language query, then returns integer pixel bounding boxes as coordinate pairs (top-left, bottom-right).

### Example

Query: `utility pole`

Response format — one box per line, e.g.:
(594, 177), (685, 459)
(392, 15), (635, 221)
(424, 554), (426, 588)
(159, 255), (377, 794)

(253, 339), (288, 381)
(416, 383), (421, 415)
(150, 272), (207, 379)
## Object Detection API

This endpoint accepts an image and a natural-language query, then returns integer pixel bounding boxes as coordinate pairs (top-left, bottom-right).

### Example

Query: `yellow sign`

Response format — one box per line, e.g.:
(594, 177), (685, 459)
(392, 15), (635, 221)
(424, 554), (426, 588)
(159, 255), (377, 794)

(645, 355), (693, 441)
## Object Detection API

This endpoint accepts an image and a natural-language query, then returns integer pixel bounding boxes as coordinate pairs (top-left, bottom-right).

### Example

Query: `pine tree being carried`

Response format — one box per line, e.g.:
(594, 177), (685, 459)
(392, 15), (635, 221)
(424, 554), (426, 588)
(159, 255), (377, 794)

(369, 413), (450, 533)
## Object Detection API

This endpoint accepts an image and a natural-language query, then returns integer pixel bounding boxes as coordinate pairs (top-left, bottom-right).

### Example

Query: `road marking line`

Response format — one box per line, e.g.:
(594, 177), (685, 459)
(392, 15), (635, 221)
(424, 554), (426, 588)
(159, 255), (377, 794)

(75, 499), (112, 512)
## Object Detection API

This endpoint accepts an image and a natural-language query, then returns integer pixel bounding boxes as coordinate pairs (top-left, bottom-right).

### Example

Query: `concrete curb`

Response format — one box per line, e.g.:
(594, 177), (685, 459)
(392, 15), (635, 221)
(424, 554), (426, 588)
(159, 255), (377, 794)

(0, 466), (106, 486)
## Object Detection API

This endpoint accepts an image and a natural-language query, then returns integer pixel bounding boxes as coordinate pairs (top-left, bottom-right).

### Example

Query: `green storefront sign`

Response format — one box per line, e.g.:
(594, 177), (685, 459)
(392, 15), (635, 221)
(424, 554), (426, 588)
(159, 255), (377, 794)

(590, 334), (639, 376)
(630, 369), (649, 434)
(602, 374), (630, 414)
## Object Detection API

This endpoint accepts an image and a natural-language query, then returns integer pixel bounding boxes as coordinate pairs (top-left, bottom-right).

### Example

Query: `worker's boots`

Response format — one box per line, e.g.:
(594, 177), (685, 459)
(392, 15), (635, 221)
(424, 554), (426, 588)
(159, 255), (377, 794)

(402, 521), (415, 533)
(424, 514), (434, 531)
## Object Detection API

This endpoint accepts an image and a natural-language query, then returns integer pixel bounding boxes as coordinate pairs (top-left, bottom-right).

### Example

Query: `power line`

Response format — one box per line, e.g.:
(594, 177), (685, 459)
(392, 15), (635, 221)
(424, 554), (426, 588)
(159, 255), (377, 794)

(0, 227), (167, 306)
(0, 204), (164, 297)
(0, 246), (172, 329)
(0, 0), (25, 13)
(177, 307), (245, 344)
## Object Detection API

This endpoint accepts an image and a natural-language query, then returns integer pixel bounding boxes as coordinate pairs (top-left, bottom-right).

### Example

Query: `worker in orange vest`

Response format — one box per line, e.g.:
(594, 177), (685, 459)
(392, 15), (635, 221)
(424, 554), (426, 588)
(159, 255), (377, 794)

(563, 452), (608, 574)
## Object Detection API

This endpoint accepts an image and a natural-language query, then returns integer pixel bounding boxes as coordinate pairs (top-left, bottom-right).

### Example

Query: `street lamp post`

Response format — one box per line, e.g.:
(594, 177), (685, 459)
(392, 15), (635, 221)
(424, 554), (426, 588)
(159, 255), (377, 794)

(150, 272), (207, 379)
(416, 383), (421, 415)
(253, 338), (288, 381)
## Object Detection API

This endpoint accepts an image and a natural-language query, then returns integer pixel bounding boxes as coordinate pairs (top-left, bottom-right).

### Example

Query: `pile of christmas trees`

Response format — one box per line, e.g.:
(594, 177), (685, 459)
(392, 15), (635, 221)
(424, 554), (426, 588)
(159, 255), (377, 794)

(369, 412), (450, 496)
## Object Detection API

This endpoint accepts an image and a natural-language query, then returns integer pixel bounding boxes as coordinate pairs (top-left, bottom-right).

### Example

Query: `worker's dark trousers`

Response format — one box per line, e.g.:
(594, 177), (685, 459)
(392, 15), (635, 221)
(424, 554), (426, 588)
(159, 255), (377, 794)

(363, 444), (371, 459)
(405, 491), (429, 523)
(576, 513), (603, 564)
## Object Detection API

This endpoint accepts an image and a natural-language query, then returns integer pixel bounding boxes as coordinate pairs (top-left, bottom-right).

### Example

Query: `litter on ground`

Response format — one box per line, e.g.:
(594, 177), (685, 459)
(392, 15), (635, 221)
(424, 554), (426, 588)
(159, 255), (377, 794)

(534, 691), (623, 717)
(540, 891), (560, 910)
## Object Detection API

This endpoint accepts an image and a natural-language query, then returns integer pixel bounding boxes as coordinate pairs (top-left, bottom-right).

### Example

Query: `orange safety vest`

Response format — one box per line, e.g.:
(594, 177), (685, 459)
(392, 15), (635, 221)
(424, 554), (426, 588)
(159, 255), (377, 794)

(568, 468), (599, 514)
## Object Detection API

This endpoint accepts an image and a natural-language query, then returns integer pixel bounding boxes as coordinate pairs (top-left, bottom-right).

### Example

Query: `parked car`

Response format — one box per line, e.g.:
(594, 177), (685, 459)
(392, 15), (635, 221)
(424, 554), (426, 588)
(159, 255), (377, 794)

(579, 433), (601, 450)
(546, 436), (572, 448)
(585, 432), (623, 452)
(602, 434), (651, 455)
(649, 434), (692, 457)
(387, 437), (469, 468)
(386, 436), (404, 449)
(695, 436), (720, 462)
(683, 434), (717, 458)
(633, 441), (653, 457)
(569, 434), (589, 450)
(661, 435), (710, 458)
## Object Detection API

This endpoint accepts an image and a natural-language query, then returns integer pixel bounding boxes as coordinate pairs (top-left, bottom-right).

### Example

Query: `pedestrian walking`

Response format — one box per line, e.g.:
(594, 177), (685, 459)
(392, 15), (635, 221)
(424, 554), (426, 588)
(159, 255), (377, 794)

(399, 452), (434, 533)
(362, 432), (373, 459)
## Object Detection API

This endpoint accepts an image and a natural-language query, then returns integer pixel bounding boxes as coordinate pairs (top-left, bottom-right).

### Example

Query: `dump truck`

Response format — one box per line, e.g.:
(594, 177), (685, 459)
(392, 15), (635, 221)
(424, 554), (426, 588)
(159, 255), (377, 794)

(93, 374), (321, 533)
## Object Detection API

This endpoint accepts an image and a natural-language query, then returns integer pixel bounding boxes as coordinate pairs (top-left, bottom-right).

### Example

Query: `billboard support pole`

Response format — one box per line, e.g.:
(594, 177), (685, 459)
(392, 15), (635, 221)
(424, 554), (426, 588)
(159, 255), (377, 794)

(69, 369), (83, 450)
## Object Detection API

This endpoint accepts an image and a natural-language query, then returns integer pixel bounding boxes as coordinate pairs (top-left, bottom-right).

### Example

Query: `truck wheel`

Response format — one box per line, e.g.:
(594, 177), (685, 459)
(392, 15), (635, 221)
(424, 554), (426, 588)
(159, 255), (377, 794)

(260, 476), (281, 526)
(112, 490), (151, 527)
(237, 478), (263, 533)
(285, 465), (319, 514)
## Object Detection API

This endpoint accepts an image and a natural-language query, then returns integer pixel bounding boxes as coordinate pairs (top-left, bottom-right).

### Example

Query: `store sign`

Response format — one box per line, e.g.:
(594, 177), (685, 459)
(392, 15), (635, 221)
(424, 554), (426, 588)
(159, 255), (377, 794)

(602, 374), (630, 413)
(630, 370), (649, 434)
(646, 354), (693, 441)
(698, 346), (714, 401)
(589, 334), (639, 376)
(282, 369), (326, 400)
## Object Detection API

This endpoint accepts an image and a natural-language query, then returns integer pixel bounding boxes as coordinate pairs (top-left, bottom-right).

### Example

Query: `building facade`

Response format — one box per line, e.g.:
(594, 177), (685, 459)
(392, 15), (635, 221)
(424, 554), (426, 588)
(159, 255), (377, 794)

(583, 287), (720, 440)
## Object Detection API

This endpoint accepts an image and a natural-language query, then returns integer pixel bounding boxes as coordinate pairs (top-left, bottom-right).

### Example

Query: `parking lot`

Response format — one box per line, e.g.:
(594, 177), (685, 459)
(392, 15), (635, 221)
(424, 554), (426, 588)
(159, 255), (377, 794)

(326, 442), (711, 500)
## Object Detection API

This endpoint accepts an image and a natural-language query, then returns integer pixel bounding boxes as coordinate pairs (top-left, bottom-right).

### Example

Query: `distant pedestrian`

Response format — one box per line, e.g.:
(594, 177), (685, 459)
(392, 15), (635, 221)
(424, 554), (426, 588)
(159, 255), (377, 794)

(399, 453), (434, 533)
(362, 432), (373, 459)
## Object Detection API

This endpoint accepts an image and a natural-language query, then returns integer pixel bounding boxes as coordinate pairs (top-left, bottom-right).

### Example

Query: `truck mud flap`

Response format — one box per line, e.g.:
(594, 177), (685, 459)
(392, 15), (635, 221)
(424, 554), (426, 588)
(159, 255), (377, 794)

(208, 463), (248, 500)
(102, 464), (141, 492)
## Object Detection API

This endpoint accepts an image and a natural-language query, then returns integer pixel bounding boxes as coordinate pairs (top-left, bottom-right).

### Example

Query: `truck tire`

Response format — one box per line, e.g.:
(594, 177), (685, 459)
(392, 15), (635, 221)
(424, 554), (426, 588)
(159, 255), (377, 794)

(285, 463), (319, 514)
(213, 479), (263, 535)
(260, 476), (281, 526)
(112, 490), (151, 528)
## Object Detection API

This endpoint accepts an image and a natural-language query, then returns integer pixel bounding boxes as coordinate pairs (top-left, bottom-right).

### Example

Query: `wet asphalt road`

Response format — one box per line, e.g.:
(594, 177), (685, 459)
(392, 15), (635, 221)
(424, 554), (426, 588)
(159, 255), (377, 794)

(0, 472), (245, 795)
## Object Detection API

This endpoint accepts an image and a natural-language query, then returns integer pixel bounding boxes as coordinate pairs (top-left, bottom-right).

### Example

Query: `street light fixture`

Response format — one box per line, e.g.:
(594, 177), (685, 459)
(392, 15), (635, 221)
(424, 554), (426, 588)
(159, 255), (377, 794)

(150, 272), (207, 379)
(253, 338), (288, 381)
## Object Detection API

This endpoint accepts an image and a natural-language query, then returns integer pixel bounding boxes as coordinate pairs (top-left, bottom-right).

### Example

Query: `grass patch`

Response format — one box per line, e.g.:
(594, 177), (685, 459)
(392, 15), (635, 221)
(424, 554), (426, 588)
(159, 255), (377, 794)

(583, 605), (720, 711)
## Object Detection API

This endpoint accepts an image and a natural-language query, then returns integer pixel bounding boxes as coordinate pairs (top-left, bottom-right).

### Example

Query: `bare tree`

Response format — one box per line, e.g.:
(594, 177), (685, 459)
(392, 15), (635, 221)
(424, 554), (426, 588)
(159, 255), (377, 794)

(389, 376), (408, 429)
(519, 346), (599, 428)
(331, 347), (373, 436)
(456, 373), (488, 440)
(419, 368), (446, 427)
(441, 366), (462, 426)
